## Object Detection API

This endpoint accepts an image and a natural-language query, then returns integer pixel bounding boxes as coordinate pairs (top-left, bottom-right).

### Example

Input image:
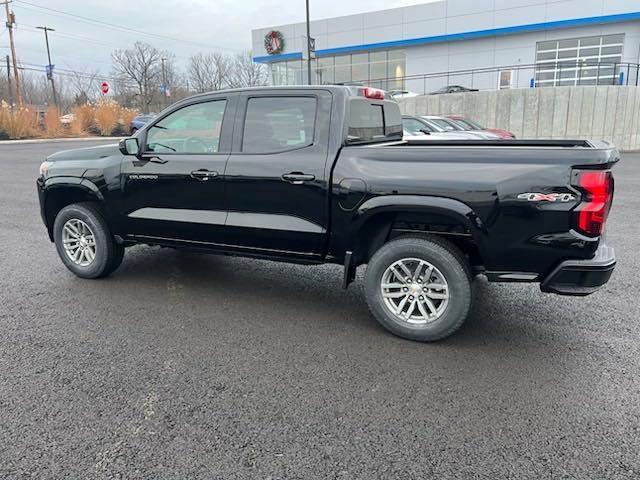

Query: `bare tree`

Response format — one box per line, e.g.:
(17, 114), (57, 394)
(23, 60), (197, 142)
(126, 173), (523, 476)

(229, 51), (269, 88)
(111, 42), (163, 109)
(66, 66), (100, 105)
(188, 52), (231, 93)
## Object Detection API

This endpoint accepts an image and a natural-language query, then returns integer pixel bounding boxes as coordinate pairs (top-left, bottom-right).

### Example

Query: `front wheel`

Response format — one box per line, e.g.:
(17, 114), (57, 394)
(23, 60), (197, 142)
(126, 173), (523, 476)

(364, 236), (472, 342)
(53, 203), (121, 279)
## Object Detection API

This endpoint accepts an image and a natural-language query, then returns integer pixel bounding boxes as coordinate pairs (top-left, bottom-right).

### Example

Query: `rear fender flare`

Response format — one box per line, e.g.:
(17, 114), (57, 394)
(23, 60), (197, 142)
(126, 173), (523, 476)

(352, 195), (489, 258)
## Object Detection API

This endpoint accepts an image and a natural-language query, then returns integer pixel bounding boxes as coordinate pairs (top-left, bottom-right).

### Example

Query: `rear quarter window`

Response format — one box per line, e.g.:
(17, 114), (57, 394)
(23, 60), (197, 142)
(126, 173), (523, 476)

(348, 99), (402, 143)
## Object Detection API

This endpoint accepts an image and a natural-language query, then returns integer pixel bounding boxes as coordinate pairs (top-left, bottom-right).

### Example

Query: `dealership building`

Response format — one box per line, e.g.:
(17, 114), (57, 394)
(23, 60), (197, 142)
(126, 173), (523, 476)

(251, 0), (640, 93)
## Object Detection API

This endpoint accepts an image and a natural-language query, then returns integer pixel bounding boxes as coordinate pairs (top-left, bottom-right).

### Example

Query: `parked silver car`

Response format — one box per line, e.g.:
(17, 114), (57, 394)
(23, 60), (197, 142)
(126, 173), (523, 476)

(402, 115), (491, 140)
(423, 115), (502, 139)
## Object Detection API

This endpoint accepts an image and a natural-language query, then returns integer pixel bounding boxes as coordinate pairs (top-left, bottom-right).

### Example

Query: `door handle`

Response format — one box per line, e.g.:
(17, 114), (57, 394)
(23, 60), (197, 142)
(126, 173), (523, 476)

(282, 172), (316, 185)
(190, 169), (218, 181)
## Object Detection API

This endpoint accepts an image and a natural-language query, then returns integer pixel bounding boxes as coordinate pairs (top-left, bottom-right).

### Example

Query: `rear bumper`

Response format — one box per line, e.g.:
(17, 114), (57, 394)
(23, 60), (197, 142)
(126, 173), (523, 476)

(540, 243), (615, 296)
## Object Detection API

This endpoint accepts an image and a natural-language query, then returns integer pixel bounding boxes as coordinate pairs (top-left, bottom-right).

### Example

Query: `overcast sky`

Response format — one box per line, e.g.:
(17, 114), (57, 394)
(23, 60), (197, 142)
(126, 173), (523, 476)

(4, 0), (434, 79)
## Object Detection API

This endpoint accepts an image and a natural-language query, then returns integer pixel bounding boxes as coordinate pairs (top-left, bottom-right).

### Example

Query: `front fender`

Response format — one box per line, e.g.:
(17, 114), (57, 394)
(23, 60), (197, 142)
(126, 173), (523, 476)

(38, 177), (105, 240)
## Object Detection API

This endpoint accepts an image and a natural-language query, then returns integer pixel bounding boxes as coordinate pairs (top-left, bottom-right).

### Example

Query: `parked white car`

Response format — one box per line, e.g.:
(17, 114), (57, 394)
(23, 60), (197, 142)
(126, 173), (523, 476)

(402, 115), (491, 140)
(422, 115), (502, 139)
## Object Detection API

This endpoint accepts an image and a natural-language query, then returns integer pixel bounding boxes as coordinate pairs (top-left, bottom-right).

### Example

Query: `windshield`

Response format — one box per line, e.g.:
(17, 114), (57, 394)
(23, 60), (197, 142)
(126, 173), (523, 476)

(453, 118), (483, 130)
(425, 118), (459, 132)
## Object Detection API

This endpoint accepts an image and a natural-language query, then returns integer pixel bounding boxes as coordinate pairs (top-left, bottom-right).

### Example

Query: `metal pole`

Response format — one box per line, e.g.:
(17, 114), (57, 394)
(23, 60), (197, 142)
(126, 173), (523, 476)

(37, 26), (58, 107)
(3, 1), (22, 106)
(161, 57), (167, 106)
(305, 0), (312, 85)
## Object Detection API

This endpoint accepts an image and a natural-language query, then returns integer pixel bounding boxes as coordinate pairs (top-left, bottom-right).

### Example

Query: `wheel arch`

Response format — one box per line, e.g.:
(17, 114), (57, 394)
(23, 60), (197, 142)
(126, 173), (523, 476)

(42, 178), (104, 241)
(351, 195), (488, 268)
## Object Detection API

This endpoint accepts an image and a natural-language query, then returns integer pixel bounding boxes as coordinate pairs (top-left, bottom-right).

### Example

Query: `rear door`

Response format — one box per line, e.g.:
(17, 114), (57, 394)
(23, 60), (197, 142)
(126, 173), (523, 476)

(222, 90), (332, 257)
(119, 95), (235, 244)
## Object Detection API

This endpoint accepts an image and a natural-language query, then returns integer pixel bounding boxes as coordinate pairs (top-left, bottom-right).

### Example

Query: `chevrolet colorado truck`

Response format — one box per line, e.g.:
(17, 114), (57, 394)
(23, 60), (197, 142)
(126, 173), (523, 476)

(37, 86), (617, 342)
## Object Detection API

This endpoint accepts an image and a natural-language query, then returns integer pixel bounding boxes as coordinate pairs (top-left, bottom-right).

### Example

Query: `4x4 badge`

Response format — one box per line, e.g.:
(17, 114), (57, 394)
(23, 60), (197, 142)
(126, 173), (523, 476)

(517, 192), (576, 202)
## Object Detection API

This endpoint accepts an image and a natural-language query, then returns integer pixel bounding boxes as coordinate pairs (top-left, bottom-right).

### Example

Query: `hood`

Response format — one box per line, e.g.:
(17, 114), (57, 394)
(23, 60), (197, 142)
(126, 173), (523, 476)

(465, 130), (502, 139)
(47, 143), (121, 162)
(487, 128), (515, 139)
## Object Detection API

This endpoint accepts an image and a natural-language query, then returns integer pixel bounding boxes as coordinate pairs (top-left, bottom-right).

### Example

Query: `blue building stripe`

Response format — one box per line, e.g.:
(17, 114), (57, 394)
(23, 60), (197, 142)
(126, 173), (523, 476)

(253, 11), (640, 63)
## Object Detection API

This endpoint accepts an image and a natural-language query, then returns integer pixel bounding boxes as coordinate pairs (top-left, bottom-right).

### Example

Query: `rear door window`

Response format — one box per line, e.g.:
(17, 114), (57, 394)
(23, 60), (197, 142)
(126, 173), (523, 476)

(242, 97), (317, 154)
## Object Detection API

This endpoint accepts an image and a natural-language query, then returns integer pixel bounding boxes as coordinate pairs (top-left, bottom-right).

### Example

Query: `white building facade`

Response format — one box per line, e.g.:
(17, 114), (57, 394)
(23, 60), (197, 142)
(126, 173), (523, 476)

(251, 0), (640, 93)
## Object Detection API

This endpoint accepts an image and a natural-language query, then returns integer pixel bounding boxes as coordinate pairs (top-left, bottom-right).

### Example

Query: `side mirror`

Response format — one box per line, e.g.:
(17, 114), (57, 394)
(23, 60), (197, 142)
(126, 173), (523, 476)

(119, 137), (139, 156)
(419, 128), (431, 135)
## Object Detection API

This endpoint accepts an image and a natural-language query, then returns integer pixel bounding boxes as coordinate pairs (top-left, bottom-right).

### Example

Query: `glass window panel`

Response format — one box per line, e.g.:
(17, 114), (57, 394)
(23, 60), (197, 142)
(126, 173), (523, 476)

(146, 100), (227, 153)
(537, 40), (557, 51)
(603, 34), (625, 45)
(286, 60), (303, 85)
(242, 97), (316, 153)
(559, 39), (579, 49)
(369, 51), (387, 88)
(601, 46), (623, 56)
(579, 47), (600, 58)
(334, 55), (351, 84)
(351, 53), (369, 83)
(537, 51), (557, 61)
(558, 49), (578, 59)
(403, 118), (430, 135)
(316, 57), (334, 85)
(387, 50), (406, 91)
(536, 71), (556, 81)
(579, 36), (601, 47)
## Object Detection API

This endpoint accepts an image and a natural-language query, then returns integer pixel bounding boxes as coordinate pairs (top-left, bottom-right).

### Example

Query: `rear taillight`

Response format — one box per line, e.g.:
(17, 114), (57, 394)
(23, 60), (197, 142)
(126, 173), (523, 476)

(574, 170), (614, 237)
(361, 87), (385, 100)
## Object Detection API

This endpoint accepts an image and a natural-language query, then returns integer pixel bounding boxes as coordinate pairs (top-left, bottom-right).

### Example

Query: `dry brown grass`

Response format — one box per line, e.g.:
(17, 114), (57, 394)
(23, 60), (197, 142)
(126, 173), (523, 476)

(70, 104), (95, 136)
(93, 100), (120, 136)
(0, 101), (39, 139)
(43, 106), (63, 137)
(118, 106), (138, 134)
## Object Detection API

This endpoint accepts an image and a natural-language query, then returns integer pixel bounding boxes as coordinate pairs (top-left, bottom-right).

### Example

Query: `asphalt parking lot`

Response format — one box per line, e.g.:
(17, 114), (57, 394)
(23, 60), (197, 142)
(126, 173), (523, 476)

(1, 140), (639, 479)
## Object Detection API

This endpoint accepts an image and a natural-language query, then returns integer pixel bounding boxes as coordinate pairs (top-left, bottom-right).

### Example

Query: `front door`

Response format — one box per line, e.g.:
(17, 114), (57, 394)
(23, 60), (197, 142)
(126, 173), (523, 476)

(223, 91), (332, 257)
(119, 96), (234, 245)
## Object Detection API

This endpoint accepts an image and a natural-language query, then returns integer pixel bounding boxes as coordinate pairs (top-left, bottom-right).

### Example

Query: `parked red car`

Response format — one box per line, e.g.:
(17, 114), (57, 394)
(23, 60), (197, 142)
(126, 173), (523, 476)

(446, 115), (516, 139)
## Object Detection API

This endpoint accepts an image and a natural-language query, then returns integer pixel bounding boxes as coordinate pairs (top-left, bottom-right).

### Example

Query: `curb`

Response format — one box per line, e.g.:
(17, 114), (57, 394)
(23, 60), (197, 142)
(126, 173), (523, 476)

(0, 137), (123, 145)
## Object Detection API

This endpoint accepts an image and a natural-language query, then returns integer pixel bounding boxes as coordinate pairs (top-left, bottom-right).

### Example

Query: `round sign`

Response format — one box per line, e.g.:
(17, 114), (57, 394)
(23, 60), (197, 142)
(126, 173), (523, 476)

(100, 81), (109, 95)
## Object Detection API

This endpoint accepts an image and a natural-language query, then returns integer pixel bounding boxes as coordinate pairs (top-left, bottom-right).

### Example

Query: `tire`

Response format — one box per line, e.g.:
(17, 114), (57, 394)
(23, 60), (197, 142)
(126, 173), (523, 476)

(364, 236), (472, 342)
(104, 242), (125, 276)
(53, 203), (119, 279)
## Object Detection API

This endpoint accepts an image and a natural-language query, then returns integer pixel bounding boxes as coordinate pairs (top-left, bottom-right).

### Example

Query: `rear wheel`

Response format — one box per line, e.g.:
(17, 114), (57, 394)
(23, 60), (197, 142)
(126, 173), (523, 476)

(364, 236), (472, 342)
(53, 203), (121, 279)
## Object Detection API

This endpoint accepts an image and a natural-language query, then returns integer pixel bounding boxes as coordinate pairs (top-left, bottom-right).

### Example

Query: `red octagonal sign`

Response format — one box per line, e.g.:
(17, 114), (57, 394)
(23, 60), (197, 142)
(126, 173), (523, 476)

(100, 81), (109, 95)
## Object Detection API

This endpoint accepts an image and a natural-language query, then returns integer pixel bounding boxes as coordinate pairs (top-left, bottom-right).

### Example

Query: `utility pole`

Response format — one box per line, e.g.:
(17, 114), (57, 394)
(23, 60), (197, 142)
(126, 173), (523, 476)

(305, 0), (312, 85)
(5, 55), (13, 105)
(2, 0), (22, 106)
(36, 26), (58, 108)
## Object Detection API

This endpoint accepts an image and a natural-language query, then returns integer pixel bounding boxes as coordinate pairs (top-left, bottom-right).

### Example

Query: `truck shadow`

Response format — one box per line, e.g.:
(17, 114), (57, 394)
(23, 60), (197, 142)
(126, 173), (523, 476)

(117, 247), (581, 347)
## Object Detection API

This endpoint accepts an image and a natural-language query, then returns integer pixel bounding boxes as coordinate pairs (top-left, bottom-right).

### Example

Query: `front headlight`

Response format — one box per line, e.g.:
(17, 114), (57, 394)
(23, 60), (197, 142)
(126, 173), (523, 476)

(39, 161), (54, 177)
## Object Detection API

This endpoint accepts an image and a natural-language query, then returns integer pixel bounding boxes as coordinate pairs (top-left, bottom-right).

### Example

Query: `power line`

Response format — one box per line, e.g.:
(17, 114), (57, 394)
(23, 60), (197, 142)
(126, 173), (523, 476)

(14, 0), (238, 52)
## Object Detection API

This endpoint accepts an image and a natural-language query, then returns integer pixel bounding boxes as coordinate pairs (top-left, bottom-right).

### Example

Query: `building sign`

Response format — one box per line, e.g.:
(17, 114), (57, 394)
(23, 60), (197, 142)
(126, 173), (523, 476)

(265, 30), (284, 55)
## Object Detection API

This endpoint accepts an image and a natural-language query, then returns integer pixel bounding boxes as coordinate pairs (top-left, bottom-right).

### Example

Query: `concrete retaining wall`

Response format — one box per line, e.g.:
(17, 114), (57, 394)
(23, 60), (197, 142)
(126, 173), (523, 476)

(397, 86), (640, 151)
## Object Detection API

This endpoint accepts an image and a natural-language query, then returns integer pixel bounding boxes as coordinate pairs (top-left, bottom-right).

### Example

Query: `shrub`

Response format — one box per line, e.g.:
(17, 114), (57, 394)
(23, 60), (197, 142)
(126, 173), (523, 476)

(93, 100), (120, 136)
(70, 104), (95, 136)
(117, 106), (138, 136)
(44, 106), (63, 137)
(0, 101), (39, 139)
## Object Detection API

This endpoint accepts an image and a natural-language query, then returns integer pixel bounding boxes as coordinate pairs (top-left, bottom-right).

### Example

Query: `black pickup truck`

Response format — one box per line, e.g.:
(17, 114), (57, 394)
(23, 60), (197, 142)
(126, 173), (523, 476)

(37, 86), (617, 342)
